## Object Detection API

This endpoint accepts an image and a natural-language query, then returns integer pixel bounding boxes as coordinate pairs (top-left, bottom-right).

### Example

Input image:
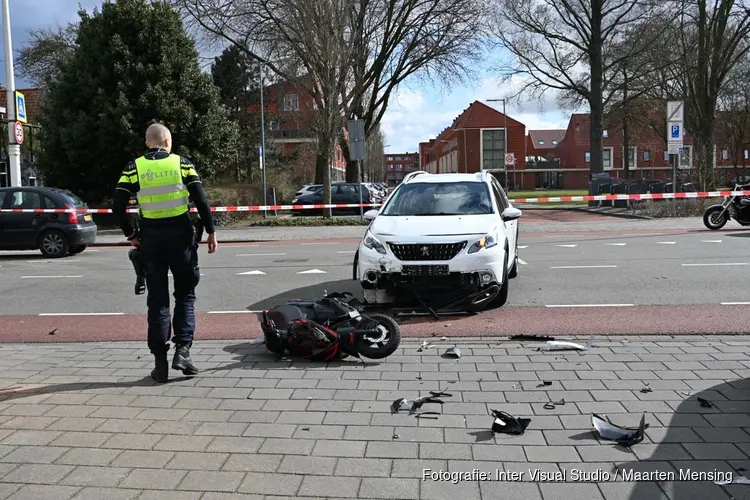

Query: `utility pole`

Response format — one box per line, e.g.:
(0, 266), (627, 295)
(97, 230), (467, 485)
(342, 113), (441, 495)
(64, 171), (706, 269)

(259, 63), (267, 219)
(2, 0), (21, 187)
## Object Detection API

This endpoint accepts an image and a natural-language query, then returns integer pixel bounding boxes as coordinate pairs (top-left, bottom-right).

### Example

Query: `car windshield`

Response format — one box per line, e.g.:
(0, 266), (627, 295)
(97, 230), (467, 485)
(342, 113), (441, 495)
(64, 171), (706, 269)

(380, 181), (494, 216)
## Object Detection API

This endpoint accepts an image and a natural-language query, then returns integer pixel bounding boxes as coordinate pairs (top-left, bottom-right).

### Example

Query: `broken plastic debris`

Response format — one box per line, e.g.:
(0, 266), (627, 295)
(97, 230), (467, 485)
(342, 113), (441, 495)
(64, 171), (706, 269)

(538, 381), (552, 387)
(417, 341), (435, 352)
(543, 399), (565, 410)
(592, 413), (648, 447)
(391, 391), (451, 415)
(543, 335), (594, 351)
(715, 475), (750, 485)
(490, 409), (531, 435)
(513, 382), (522, 390)
(510, 334), (555, 341)
(640, 382), (652, 393)
(443, 346), (461, 358)
(441, 336), (447, 341)
(698, 397), (714, 408)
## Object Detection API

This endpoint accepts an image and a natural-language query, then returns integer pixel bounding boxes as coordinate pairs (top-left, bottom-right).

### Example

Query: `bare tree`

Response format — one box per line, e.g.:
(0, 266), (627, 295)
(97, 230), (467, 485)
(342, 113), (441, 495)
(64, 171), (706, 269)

(670, 0), (750, 189)
(16, 23), (78, 87)
(489, 0), (674, 190)
(716, 53), (750, 181)
(173, 0), (357, 216)
(363, 123), (385, 182)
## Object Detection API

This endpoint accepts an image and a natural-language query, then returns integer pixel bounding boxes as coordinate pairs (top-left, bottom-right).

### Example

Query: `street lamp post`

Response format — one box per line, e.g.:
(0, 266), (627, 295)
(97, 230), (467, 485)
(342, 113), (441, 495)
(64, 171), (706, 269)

(259, 63), (267, 219)
(2, 0), (21, 187)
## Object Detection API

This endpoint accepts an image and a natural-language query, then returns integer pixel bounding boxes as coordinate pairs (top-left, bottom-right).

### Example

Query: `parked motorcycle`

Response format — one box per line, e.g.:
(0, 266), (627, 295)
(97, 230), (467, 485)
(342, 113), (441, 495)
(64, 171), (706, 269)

(703, 184), (750, 230)
(259, 292), (401, 361)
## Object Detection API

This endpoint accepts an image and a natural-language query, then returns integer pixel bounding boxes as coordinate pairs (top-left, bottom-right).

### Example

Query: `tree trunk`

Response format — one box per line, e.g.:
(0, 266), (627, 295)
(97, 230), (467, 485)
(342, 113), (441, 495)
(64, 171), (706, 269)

(693, 125), (716, 191)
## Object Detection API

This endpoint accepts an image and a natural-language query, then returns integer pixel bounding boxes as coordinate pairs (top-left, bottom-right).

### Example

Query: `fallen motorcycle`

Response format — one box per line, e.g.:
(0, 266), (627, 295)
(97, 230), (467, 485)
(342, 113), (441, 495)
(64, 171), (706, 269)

(703, 183), (750, 230)
(259, 292), (401, 361)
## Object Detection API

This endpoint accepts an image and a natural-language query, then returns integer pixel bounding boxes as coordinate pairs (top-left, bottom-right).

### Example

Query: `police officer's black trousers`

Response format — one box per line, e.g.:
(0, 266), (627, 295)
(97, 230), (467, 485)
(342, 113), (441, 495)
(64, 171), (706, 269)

(139, 221), (200, 355)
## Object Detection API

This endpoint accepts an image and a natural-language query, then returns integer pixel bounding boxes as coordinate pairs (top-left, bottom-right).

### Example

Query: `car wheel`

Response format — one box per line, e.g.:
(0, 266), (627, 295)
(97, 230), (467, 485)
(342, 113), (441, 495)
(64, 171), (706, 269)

(491, 250), (509, 308)
(69, 245), (87, 255)
(38, 230), (70, 258)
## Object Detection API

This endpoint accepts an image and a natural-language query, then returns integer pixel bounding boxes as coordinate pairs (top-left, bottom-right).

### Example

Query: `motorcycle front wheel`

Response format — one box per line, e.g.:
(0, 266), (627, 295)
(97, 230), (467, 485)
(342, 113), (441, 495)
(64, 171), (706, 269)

(356, 313), (401, 359)
(703, 206), (729, 230)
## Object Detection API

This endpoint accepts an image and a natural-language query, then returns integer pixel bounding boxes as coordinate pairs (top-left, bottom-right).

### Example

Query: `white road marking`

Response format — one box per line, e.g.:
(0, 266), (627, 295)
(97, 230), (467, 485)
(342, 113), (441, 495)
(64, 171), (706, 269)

(681, 263), (748, 267)
(550, 265), (617, 269)
(237, 270), (266, 275)
(27, 259), (81, 263)
(545, 304), (634, 308)
(518, 245), (529, 249)
(297, 269), (327, 274)
(555, 244), (578, 248)
(721, 302), (750, 305)
(39, 312), (125, 316)
(21, 275), (82, 279)
(236, 253), (287, 257)
(518, 258), (528, 265)
(702, 240), (722, 243)
(606, 243), (627, 246)
(657, 241), (676, 244)
(337, 251), (357, 254)
(207, 310), (262, 314)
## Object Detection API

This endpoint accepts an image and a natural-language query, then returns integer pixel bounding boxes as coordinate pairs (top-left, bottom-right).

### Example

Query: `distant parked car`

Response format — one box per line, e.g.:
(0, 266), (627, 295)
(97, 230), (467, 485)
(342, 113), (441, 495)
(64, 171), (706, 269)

(0, 186), (97, 258)
(291, 183), (373, 215)
(295, 184), (323, 198)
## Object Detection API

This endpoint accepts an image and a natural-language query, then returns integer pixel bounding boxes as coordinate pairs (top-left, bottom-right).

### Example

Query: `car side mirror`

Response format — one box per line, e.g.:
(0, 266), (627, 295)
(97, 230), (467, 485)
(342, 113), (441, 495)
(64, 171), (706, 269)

(501, 207), (522, 221)
(364, 209), (379, 221)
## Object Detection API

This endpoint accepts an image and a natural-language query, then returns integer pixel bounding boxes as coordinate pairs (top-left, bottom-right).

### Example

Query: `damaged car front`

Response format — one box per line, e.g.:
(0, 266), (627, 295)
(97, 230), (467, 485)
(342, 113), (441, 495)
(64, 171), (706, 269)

(355, 173), (520, 312)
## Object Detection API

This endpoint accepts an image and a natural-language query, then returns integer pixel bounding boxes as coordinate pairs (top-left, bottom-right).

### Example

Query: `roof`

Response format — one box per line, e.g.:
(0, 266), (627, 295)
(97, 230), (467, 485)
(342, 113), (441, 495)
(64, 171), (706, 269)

(529, 130), (565, 149)
(0, 88), (43, 123)
(404, 171), (488, 184)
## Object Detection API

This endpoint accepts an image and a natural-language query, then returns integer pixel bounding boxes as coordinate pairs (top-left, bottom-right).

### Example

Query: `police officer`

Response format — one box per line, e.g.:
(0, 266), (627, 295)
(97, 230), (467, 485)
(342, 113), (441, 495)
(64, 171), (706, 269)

(113, 123), (218, 383)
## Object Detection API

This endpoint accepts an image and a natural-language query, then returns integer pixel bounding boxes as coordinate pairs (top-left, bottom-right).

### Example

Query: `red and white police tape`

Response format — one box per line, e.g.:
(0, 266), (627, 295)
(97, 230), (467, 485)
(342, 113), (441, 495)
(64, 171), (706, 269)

(0, 190), (747, 213)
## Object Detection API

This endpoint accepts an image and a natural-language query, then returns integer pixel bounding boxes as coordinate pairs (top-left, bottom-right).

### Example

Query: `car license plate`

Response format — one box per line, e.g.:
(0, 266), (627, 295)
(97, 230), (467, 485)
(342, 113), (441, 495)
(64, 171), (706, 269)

(401, 265), (449, 276)
(84, 215), (92, 222)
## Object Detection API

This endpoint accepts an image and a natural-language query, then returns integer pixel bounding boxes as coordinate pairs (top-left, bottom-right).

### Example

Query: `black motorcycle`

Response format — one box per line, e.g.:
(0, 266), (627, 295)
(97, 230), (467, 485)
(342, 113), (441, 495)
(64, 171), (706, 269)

(703, 184), (750, 230)
(260, 292), (401, 361)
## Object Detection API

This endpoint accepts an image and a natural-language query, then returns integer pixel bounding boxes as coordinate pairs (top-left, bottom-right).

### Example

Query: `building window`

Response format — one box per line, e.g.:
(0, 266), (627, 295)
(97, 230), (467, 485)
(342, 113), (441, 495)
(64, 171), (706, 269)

(643, 150), (650, 161)
(745, 150), (749, 160)
(269, 121), (280, 131)
(603, 147), (613, 170)
(680, 146), (692, 169)
(283, 94), (299, 111)
(481, 129), (506, 170)
(585, 152), (590, 163)
(627, 146), (636, 168)
(722, 149), (729, 160)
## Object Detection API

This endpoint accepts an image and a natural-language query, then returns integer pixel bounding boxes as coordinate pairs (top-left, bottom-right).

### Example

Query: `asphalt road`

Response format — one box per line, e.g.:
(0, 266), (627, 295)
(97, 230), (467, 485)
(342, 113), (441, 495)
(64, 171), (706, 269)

(3, 227), (750, 340)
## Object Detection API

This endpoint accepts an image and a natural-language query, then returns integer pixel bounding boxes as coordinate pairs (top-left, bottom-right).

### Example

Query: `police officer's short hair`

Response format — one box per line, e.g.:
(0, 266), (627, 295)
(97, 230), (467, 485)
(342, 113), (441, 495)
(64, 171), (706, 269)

(146, 123), (171, 145)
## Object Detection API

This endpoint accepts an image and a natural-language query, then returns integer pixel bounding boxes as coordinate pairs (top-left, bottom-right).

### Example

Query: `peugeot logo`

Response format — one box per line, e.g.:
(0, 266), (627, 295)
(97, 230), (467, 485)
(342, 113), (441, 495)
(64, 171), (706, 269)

(420, 246), (430, 256)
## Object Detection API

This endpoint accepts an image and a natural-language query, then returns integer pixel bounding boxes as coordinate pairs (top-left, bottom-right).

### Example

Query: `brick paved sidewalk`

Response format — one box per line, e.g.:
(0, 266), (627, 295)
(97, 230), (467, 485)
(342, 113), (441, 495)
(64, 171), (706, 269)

(0, 336), (749, 500)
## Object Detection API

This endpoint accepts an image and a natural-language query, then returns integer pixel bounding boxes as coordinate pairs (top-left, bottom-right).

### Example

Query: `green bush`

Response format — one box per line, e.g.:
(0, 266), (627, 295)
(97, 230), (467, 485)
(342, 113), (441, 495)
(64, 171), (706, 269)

(629, 198), (722, 218)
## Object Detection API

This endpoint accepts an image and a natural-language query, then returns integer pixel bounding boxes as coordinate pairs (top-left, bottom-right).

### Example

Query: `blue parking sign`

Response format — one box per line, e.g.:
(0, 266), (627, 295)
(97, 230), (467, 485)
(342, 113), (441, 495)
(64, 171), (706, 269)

(15, 91), (26, 123)
(671, 124), (680, 139)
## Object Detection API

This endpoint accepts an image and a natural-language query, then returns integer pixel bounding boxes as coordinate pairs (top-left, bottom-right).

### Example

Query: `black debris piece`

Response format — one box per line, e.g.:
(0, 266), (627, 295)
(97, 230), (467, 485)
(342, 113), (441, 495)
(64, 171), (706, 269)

(592, 413), (648, 447)
(48, 329), (57, 335)
(490, 409), (531, 435)
(543, 399), (565, 410)
(391, 391), (450, 415)
(510, 334), (555, 341)
(538, 381), (552, 387)
(697, 397), (714, 408)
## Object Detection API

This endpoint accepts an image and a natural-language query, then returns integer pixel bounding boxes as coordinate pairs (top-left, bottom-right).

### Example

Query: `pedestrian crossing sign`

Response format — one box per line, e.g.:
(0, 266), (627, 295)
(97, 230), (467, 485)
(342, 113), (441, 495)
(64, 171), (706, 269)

(14, 91), (26, 123)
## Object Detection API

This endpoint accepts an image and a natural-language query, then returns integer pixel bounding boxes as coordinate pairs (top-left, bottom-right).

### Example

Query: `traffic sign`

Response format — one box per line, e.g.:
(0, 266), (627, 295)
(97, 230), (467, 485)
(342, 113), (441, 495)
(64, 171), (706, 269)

(347, 118), (366, 162)
(671, 124), (680, 139)
(13, 121), (23, 145)
(14, 91), (26, 123)
(667, 101), (683, 121)
(505, 153), (515, 166)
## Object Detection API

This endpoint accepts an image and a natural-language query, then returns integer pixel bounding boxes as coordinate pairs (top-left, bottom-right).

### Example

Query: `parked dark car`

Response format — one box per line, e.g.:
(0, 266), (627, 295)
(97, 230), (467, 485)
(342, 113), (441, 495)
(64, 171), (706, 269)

(291, 183), (373, 215)
(0, 186), (97, 258)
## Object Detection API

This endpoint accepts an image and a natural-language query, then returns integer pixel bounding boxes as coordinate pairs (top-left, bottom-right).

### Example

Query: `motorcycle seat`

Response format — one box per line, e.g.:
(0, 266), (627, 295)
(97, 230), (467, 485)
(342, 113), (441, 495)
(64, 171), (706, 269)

(266, 305), (306, 330)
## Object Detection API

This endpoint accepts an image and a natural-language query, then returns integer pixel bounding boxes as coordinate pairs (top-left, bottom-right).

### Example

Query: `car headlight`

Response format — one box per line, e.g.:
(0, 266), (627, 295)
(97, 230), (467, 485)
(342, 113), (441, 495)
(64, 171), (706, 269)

(467, 233), (498, 254)
(363, 230), (386, 254)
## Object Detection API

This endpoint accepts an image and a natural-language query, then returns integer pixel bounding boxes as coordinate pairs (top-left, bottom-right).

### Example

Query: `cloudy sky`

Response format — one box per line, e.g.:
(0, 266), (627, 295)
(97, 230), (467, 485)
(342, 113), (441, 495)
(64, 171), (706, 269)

(2, 0), (575, 155)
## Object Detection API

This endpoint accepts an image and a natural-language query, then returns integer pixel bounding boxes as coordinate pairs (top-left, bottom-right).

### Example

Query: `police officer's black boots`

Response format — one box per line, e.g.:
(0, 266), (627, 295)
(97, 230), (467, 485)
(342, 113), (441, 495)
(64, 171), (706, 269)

(151, 352), (169, 383)
(172, 341), (199, 376)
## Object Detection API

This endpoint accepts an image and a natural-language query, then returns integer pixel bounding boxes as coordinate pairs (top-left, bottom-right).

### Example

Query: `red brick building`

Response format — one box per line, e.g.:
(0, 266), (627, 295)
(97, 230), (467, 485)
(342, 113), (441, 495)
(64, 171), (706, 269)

(420, 101), (527, 189)
(247, 76), (347, 182)
(384, 152), (420, 185)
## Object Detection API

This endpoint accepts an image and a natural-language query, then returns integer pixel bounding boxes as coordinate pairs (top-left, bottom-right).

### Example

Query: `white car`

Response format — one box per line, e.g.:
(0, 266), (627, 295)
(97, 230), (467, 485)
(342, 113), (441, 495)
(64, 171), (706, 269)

(354, 170), (522, 311)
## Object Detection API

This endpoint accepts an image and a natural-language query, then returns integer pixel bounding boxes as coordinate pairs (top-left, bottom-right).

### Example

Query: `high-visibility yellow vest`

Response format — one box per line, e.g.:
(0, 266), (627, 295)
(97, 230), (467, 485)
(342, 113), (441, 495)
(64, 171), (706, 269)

(134, 154), (190, 219)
